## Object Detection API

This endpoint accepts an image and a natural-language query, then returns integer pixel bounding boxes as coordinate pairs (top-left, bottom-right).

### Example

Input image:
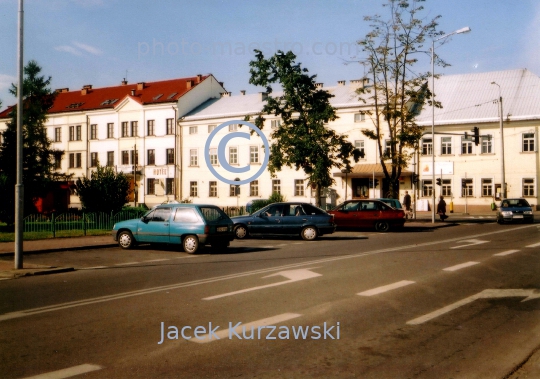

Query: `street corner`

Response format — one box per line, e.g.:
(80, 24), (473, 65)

(0, 260), (74, 280)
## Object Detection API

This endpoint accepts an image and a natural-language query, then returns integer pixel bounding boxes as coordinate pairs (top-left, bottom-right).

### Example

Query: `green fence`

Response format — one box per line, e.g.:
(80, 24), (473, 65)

(23, 210), (146, 238)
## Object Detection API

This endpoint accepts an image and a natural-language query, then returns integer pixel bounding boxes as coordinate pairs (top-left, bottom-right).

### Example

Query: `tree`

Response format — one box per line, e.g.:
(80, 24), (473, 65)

(357, 0), (444, 198)
(248, 50), (362, 207)
(0, 60), (68, 224)
(73, 163), (131, 214)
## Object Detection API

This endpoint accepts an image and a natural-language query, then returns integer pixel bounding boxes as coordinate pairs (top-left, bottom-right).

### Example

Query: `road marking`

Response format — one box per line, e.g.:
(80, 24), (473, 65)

(21, 364), (102, 379)
(173, 255), (200, 259)
(526, 242), (540, 248)
(493, 249), (520, 256)
(358, 280), (415, 296)
(407, 289), (540, 325)
(190, 313), (302, 344)
(114, 262), (140, 266)
(443, 261), (479, 271)
(450, 239), (489, 249)
(276, 244), (288, 247)
(261, 245), (274, 248)
(0, 224), (534, 322)
(79, 266), (108, 270)
(144, 258), (170, 263)
(203, 268), (322, 300)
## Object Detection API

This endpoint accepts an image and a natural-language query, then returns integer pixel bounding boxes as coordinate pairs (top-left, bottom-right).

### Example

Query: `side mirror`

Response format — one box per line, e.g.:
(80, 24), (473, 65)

(141, 216), (149, 223)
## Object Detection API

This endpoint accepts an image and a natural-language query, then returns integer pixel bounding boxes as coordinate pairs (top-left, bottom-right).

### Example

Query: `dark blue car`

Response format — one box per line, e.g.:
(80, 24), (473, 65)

(231, 202), (336, 241)
(496, 198), (534, 224)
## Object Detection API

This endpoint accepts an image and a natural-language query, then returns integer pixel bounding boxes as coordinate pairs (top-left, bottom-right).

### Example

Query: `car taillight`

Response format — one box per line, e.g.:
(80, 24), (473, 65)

(204, 225), (209, 234)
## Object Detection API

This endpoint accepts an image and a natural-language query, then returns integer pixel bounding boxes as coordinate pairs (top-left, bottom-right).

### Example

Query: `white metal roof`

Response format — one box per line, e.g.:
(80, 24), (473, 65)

(416, 68), (540, 126)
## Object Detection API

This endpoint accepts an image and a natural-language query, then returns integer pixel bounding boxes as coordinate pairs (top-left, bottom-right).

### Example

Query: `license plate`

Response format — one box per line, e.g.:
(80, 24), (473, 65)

(513, 215), (523, 219)
(217, 227), (228, 232)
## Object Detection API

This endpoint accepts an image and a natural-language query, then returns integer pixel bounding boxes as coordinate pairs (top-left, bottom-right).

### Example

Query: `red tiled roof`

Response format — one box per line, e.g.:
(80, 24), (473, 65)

(0, 75), (210, 118)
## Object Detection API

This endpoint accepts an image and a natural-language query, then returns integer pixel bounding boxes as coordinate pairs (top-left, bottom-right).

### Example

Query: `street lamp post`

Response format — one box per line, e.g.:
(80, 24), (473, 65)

(491, 81), (506, 199)
(431, 26), (471, 223)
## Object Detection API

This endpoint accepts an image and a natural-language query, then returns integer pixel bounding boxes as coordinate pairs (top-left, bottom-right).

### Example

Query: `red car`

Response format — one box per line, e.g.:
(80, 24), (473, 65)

(328, 199), (405, 232)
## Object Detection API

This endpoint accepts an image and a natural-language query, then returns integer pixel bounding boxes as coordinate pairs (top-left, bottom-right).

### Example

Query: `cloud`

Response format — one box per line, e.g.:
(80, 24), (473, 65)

(54, 42), (103, 56)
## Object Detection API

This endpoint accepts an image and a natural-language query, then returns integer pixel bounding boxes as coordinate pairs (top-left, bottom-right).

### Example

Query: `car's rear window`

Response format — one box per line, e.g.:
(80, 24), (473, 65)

(174, 208), (200, 223)
(302, 204), (325, 215)
(199, 206), (228, 222)
(502, 199), (530, 207)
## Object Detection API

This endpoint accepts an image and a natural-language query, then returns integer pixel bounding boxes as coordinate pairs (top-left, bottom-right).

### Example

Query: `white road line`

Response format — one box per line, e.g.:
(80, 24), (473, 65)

(190, 313), (302, 344)
(144, 259), (170, 263)
(261, 246), (274, 248)
(79, 266), (108, 270)
(276, 244), (288, 247)
(443, 261), (479, 272)
(22, 364), (102, 379)
(526, 242), (540, 248)
(114, 262), (140, 266)
(173, 255), (200, 259)
(0, 225), (534, 322)
(493, 249), (520, 256)
(358, 280), (415, 297)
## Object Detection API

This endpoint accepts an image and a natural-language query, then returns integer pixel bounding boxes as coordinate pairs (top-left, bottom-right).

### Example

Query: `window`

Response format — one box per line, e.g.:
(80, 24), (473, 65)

(54, 153), (62, 169)
(166, 148), (174, 164)
(130, 150), (139, 165)
(272, 179), (281, 195)
(384, 139), (392, 157)
(107, 123), (114, 138)
(229, 124), (238, 132)
(229, 147), (238, 165)
(209, 181), (218, 197)
(90, 124), (97, 140)
(69, 126), (75, 141)
(523, 178), (535, 196)
(69, 153), (82, 168)
(422, 138), (432, 155)
(441, 137), (452, 155)
(250, 180), (259, 196)
(461, 136), (473, 154)
(208, 124), (217, 133)
(354, 140), (365, 158)
(131, 121), (138, 137)
(90, 152), (98, 167)
(481, 136), (492, 154)
(189, 149), (198, 166)
(147, 120), (155, 136)
(250, 146), (259, 164)
(271, 120), (281, 129)
(190, 181), (198, 197)
(523, 133), (535, 152)
(462, 179), (473, 197)
(482, 178), (493, 197)
(166, 178), (174, 195)
(209, 148), (218, 165)
(189, 126), (198, 134)
(55, 127), (61, 142)
(441, 179), (452, 197)
(76, 125), (81, 140)
(121, 122), (129, 137)
(294, 179), (304, 196)
(166, 118), (174, 135)
(354, 113), (366, 122)
(122, 150), (129, 165)
(147, 178), (156, 195)
(147, 149), (155, 165)
(422, 180), (433, 197)
(174, 208), (198, 223)
(107, 151), (114, 167)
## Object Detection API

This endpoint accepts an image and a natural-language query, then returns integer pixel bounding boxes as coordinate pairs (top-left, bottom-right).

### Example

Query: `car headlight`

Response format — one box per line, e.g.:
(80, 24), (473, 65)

(112, 223), (117, 229)
(501, 211), (513, 216)
(524, 211), (533, 215)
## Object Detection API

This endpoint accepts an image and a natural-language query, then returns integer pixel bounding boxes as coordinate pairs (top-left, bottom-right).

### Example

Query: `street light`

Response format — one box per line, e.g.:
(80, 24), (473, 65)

(491, 81), (506, 199)
(431, 26), (471, 223)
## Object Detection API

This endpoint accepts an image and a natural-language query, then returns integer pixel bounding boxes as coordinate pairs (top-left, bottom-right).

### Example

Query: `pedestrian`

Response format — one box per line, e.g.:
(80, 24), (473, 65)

(403, 191), (412, 219)
(437, 195), (447, 221)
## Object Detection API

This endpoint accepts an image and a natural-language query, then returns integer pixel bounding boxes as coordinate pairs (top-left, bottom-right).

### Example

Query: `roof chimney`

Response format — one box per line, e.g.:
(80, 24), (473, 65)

(316, 83), (323, 89)
(81, 85), (92, 95)
(338, 80), (346, 86)
(137, 82), (145, 90)
(259, 92), (268, 101)
(55, 88), (70, 93)
(220, 92), (231, 98)
(121, 78), (128, 85)
(219, 82), (224, 88)
(240, 90), (246, 95)
(186, 80), (194, 89)
(196, 74), (202, 83)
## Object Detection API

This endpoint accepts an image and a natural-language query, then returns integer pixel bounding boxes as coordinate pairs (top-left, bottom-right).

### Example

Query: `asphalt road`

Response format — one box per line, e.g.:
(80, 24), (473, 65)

(1, 222), (539, 378)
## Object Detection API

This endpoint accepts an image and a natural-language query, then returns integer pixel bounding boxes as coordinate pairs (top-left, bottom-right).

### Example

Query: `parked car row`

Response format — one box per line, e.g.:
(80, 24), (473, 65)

(111, 198), (533, 253)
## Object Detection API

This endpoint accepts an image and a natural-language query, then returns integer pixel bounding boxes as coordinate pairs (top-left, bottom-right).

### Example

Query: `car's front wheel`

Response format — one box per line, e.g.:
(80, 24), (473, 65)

(374, 221), (390, 232)
(183, 235), (199, 254)
(234, 225), (249, 239)
(118, 230), (135, 249)
(301, 226), (318, 241)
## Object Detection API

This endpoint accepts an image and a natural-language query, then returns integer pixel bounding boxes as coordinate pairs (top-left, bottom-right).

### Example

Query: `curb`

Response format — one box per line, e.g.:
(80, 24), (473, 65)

(0, 267), (75, 280)
(0, 244), (117, 258)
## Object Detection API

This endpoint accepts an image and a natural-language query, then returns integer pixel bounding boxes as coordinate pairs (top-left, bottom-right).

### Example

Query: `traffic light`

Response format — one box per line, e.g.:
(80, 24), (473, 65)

(412, 174), (419, 184)
(436, 178), (441, 186)
(472, 126), (480, 145)
(374, 179), (379, 187)
(368, 179), (374, 188)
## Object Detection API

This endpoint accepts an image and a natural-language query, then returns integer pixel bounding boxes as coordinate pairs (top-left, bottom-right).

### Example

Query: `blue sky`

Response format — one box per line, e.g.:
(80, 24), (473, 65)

(0, 0), (539, 108)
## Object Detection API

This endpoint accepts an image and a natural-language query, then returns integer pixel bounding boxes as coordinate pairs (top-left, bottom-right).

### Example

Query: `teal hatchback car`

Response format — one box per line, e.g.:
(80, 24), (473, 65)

(112, 204), (234, 253)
